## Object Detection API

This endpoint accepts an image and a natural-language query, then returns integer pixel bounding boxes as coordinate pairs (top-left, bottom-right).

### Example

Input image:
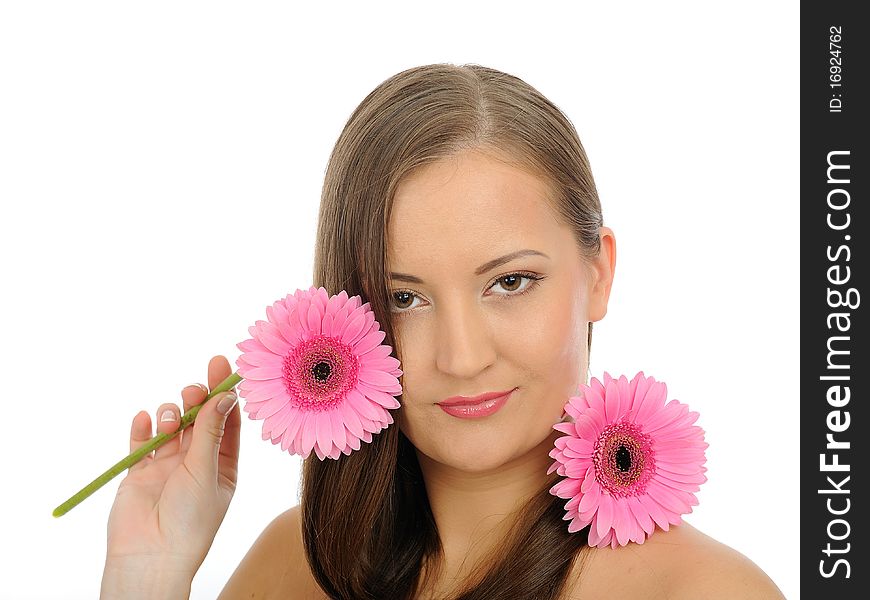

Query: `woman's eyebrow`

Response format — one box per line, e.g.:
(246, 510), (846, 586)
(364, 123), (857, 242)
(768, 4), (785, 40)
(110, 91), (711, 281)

(389, 249), (550, 284)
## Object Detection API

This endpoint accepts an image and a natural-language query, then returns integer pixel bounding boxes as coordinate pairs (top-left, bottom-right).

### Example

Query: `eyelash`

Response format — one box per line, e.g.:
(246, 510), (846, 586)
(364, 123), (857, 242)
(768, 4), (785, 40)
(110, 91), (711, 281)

(390, 271), (544, 315)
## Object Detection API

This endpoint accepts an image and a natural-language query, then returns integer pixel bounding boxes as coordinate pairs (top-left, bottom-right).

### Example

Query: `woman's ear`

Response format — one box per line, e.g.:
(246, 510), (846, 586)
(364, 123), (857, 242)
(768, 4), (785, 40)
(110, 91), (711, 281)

(587, 226), (616, 323)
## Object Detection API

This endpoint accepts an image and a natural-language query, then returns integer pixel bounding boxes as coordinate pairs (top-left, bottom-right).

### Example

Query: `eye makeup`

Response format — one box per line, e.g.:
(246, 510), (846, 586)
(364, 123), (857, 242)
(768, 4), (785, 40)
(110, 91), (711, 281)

(390, 270), (545, 314)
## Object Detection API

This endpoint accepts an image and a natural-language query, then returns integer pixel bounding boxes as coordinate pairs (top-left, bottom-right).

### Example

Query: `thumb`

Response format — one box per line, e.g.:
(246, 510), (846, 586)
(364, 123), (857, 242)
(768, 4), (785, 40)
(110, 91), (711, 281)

(187, 391), (238, 486)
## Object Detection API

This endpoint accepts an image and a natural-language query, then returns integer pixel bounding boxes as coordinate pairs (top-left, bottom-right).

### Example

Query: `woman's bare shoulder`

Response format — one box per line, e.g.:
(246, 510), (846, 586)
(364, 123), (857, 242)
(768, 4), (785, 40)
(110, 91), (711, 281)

(218, 505), (329, 600)
(566, 522), (786, 600)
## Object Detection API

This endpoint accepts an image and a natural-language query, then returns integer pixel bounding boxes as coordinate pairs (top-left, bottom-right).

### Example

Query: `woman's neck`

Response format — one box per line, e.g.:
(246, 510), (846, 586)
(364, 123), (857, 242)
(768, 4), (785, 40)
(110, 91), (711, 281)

(415, 428), (562, 583)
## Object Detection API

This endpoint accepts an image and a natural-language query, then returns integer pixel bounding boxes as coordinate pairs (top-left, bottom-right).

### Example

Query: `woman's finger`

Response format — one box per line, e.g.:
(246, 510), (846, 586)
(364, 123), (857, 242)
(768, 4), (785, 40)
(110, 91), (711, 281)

(180, 384), (209, 455)
(178, 356), (234, 457)
(183, 383), (209, 413)
(207, 355), (234, 393)
(206, 355), (241, 489)
(128, 411), (154, 473)
(185, 391), (238, 487)
(153, 403), (182, 460)
(217, 390), (241, 489)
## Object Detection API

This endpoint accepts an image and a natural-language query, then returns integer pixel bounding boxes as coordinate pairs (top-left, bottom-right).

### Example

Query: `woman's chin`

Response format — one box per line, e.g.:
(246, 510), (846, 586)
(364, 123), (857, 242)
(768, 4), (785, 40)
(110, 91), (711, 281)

(415, 444), (508, 473)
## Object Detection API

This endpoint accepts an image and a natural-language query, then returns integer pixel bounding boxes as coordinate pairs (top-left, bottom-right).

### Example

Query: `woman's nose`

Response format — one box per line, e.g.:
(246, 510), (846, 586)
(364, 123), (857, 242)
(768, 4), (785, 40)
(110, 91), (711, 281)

(433, 298), (497, 378)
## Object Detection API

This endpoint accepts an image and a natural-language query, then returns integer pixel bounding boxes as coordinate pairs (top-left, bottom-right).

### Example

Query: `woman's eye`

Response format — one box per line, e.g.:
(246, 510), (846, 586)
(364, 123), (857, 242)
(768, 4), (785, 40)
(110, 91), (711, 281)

(492, 273), (529, 293)
(392, 290), (418, 311)
(391, 272), (541, 314)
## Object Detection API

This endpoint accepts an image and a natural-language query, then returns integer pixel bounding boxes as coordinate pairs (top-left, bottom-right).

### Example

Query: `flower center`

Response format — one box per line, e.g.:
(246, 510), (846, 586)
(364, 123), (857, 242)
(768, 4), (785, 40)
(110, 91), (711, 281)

(312, 361), (331, 382)
(593, 420), (656, 497)
(282, 334), (360, 411)
(615, 444), (632, 472)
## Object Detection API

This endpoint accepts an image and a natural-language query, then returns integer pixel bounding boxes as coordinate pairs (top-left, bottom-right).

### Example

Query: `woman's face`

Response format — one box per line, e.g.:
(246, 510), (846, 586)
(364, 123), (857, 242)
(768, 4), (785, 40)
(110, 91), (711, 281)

(388, 148), (615, 473)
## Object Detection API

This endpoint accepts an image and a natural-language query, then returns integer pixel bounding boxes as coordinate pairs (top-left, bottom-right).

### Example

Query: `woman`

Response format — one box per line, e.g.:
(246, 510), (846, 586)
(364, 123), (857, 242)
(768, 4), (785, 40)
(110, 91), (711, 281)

(101, 64), (786, 599)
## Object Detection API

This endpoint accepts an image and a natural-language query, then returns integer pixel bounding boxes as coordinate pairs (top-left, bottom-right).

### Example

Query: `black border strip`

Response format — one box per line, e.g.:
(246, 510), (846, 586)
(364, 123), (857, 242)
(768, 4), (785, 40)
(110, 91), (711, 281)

(801, 2), (868, 596)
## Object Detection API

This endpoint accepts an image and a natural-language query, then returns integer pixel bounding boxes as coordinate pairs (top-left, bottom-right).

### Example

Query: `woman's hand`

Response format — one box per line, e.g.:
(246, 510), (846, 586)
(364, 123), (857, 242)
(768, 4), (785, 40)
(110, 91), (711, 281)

(104, 355), (241, 578)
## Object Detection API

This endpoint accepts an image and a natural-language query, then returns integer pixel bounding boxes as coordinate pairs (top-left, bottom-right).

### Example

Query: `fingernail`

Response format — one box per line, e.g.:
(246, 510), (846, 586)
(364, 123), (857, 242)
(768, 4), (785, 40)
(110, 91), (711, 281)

(160, 409), (177, 422)
(195, 383), (209, 394)
(218, 393), (238, 415)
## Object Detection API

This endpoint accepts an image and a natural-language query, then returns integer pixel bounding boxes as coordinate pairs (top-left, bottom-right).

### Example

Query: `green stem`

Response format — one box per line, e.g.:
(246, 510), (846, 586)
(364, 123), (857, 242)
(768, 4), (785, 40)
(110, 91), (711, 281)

(52, 371), (244, 518)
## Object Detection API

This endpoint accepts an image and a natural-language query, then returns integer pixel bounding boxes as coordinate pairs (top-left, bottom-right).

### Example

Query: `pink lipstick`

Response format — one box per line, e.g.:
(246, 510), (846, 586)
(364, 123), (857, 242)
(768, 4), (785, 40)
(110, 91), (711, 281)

(437, 388), (515, 419)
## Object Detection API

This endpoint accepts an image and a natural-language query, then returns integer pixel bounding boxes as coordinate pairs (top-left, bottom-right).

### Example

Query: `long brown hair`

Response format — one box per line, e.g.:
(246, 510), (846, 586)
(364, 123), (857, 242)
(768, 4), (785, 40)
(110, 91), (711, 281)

(302, 63), (604, 599)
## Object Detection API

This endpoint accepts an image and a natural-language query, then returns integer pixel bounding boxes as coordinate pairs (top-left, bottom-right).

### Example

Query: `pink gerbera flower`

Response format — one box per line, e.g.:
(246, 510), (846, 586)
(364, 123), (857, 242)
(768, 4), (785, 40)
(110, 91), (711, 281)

(235, 286), (403, 461)
(548, 371), (707, 548)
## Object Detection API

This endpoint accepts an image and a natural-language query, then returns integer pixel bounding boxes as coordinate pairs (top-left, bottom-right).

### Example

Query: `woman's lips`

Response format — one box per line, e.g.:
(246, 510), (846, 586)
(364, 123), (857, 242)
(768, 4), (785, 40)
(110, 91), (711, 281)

(437, 388), (515, 419)
(438, 388), (516, 406)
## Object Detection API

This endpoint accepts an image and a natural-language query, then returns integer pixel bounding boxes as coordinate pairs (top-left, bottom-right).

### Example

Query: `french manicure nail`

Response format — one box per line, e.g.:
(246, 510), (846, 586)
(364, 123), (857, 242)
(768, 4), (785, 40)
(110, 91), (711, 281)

(218, 393), (238, 415)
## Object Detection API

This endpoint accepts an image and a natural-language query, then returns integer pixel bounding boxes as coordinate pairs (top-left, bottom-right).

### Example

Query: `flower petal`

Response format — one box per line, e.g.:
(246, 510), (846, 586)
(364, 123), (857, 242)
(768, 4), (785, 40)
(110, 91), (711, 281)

(341, 309), (367, 344)
(578, 480), (601, 514)
(628, 371), (644, 405)
(359, 355), (401, 373)
(584, 407), (606, 432)
(251, 321), (292, 356)
(632, 378), (665, 424)
(315, 411), (334, 457)
(626, 495), (655, 535)
(568, 515), (592, 533)
(365, 388), (401, 410)
(654, 468), (707, 485)
(340, 399), (365, 440)
(637, 493), (671, 532)
(584, 380), (606, 416)
(300, 412), (317, 456)
(613, 500), (630, 546)
(270, 301), (302, 345)
(240, 378), (286, 403)
(587, 520), (604, 547)
(358, 369), (402, 394)
(642, 400), (684, 433)
(295, 297), (312, 333)
(237, 337), (268, 353)
(565, 437), (594, 458)
(237, 351), (284, 369)
(360, 344), (391, 359)
(321, 312), (334, 338)
(625, 371), (651, 416)
(281, 409), (306, 450)
(329, 408), (347, 452)
(646, 481), (686, 514)
(565, 457), (589, 479)
(355, 330), (387, 355)
(262, 405), (295, 439)
(657, 461), (705, 476)
(325, 290), (347, 317)
(307, 301), (324, 335)
(251, 393), (290, 420)
(353, 309), (375, 345)
(553, 422), (577, 436)
(595, 493), (614, 541)
(580, 465), (597, 493)
(615, 375), (631, 419)
(329, 304), (350, 338)
(347, 388), (384, 422)
(573, 414), (599, 441)
(564, 397), (586, 420)
(558, 479), (582, 502)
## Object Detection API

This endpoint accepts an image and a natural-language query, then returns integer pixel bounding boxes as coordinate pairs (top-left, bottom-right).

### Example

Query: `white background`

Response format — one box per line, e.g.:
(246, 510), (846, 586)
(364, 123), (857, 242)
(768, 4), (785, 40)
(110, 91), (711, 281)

(0, 1), (799, 598)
